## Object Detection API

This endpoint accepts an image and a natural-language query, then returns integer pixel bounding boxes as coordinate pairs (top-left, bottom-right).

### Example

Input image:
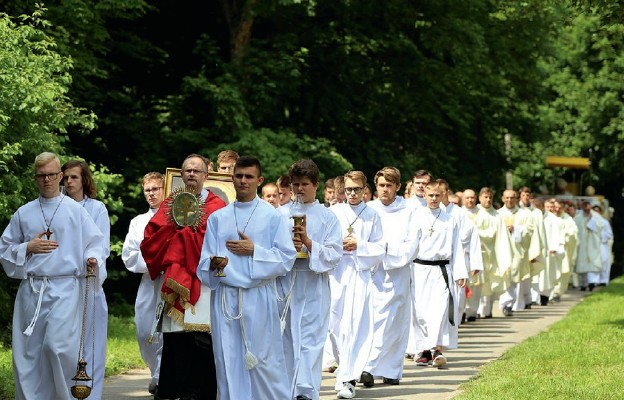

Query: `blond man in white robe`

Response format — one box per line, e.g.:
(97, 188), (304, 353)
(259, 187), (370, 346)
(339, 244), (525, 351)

(574, 200), (607, 291)
(552, 200), (578, 300)
(362, 167), (418, 387)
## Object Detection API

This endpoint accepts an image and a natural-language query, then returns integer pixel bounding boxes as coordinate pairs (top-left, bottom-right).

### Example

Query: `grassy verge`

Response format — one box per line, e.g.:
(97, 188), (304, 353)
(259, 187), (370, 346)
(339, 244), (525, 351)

(0, 314), (144, 400)
(456, 276), (624, 400)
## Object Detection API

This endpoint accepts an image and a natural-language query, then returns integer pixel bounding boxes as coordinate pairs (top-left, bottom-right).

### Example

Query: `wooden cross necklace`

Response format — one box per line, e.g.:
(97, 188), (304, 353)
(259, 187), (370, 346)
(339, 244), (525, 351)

(39, 195), (65, 239)
(346, 203), (367, 235)
(428, 208), (442, 236)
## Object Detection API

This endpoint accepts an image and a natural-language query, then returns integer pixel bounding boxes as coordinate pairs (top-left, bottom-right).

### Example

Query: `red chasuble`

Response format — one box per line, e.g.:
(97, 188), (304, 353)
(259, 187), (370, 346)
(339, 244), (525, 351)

(141, 191), (226, 324)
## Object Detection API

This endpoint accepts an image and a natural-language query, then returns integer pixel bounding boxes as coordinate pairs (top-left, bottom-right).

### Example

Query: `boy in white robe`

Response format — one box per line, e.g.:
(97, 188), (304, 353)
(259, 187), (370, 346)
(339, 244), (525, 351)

(409, 181), (467, 368)
(198, 156), (297, 400)
(0, 152), (104, 400)
(277, 159), (342, 400)
(328, 170), (384, 399)
(121, 172), (165, 395)
(363, 167), (418, 386)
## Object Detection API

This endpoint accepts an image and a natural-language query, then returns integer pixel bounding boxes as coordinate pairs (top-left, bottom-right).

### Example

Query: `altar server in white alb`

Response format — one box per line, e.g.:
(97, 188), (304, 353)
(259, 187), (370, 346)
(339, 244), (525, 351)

(0, 152), (104, 400)
(121, 172), (165, 396)
(574, 199), (607, 291)
(277, 159), (342, 400)
(436, 180), (483, 323)
(361, 167), (418, 387)
(328, 170), (385, 399)
(198, 156), (297, 400)
(61, 159), (111, 400)
(410, 180), (467, 369)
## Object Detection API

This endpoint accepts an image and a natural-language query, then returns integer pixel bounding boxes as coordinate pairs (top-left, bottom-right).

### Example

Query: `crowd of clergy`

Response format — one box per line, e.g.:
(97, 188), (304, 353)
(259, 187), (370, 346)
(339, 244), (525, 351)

(1, 150), (614, 400)
(124, 151), (614, 400)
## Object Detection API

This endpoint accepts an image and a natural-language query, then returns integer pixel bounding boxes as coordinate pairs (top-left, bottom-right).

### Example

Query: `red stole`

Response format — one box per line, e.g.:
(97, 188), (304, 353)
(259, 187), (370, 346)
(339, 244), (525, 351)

(141, 191), (225, 324)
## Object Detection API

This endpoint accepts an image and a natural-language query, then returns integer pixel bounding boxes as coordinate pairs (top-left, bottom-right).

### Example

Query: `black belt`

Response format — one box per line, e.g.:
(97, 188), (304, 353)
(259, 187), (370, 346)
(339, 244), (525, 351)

(413, 258), (455, 326)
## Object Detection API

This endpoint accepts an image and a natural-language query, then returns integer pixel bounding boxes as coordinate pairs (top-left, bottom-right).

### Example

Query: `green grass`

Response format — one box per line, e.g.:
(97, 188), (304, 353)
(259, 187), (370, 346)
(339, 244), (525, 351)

(0, 314), (145, 400)
(456, 276), (624, 400)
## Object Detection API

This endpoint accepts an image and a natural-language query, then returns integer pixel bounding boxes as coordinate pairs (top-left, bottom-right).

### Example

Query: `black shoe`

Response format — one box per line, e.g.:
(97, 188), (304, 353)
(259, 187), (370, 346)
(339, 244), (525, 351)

(359, 371), (374, 387)
(524, 303), (532, 309)
(503, 306), (513, 317)
(296, 396), (313, 400)
(580, 286), (586, 291)
(588, 283), (595, 291)
(382, 377), (400, 385)
(467, 316), (477, 322)
(540, 295), (549, 306)
(484, 313), (493, 319)
(461, 313), (466, 324)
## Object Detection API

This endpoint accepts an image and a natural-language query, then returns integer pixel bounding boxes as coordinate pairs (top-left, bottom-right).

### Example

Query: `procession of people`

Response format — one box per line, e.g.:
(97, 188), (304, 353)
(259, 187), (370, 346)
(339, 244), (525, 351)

(0, 151), (615, 400)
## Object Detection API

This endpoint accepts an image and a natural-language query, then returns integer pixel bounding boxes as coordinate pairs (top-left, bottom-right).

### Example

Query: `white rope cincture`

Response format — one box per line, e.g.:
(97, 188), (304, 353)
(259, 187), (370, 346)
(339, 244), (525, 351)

(274, 271), (297, 335)
(221, 287), (258, 369)
(23, 276), (48, 336)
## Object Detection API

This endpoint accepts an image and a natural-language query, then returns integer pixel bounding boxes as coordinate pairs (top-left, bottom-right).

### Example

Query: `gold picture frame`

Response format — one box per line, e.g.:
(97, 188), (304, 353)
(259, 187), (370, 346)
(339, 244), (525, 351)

(164, 168), (236, 205)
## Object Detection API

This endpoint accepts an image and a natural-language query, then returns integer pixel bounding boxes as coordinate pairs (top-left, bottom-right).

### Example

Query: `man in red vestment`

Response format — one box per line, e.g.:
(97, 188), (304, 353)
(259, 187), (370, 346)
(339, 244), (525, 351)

(141, 154), (225, 400)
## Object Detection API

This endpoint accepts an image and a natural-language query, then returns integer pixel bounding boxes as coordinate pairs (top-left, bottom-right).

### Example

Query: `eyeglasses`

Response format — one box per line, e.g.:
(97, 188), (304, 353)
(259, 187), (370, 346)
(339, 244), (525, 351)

(35, 172), (61, 181)
(183, 168), (207, 175)
(143, 187), (162, 194)
(345, 187), (363, 194)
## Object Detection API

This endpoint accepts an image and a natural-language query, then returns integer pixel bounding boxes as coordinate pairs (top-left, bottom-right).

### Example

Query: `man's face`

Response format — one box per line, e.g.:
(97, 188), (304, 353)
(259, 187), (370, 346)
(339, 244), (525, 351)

(363, 186), (372, 202)
(323, 187), (335, 204)
(502, 190), (517, 209)
(439, 185), (449, 204)
(544, 202), (553, 213)
(553, 201), (562, 216)
(182, 157), (208, 192)
(344, 177), (365, 205)
(582, 202), (592, 214)
(463, 190), (476, 209)
(218, 160), (236, 174)
(425, 186), (441, 209)
(143, 179), (164, 209)
(567, 206), (576, 217)
(520, 191), (531, 206)
(35, 160), (63, 198)
(233, 165), (264, 202)
(291, 176), (319, 204)
(375, 176), (400, 206)
(262, 186), (279, 208)
(63, 166), (84, 199)
(412, 175), (430, 198)
(479, 192), (493, 208)
(278, 186), (292, 205)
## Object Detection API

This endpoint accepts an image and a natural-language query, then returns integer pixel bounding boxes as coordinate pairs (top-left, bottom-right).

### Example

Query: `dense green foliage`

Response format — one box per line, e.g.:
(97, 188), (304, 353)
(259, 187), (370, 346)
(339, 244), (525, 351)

(0, 0), (622, 347)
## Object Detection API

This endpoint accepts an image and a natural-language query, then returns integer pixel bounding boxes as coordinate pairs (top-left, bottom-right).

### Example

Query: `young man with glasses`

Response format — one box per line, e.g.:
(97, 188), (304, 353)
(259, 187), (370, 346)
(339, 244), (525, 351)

(122, 172), (165, 396)
(141, 154), (226, 400)
(0, 152), (104, 400)
(328, 170), (385, 399)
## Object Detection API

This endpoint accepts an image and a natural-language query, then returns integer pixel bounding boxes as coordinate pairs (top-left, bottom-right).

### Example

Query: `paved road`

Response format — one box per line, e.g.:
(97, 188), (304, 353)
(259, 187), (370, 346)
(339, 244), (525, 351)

(103, 289), (589, 399)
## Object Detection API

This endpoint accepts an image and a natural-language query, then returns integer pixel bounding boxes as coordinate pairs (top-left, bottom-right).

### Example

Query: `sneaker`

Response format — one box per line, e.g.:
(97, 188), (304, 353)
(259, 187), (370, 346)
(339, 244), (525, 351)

(415, 350), (432, 366)
(502, 305), (513, 317)
(359, 371), (374, 388)
(432, 350), (447, 368)
(337, 382), (355, 399)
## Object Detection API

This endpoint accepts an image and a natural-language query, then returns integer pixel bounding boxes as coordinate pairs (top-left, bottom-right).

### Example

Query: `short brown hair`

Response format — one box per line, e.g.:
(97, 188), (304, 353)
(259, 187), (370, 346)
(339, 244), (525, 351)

(217, 150), (239, 165)
(344, 170), (367, 187)
(374, 167), (401, 186)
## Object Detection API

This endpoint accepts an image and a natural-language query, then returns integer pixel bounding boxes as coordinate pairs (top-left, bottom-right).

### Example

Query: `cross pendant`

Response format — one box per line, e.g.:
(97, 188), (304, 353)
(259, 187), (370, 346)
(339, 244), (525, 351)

(428, 227), (434, 236)
(45, 228), (53, 240)
(347, 226), (353, 235)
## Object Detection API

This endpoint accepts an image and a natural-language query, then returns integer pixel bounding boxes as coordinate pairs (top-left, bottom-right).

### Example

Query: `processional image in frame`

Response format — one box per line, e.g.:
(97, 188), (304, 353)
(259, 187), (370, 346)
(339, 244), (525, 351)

(163, 168), (236, 203)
